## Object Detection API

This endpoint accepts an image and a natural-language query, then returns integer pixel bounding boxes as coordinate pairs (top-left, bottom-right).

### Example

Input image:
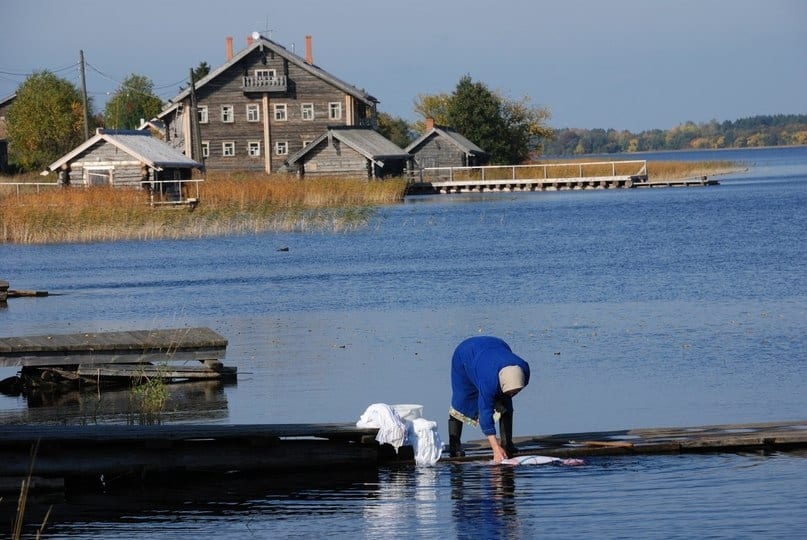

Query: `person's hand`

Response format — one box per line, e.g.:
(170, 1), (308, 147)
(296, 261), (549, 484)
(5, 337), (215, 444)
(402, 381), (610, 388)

(487, 435), (507, 463)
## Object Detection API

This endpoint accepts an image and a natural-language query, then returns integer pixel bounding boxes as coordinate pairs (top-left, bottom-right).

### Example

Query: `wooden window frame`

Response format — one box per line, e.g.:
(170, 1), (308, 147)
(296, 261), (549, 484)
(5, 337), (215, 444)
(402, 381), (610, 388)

(221, 105), (234, 123)
(328, 102), (342, 120)
(274, 103), (287, 121)
(198, 105), (208, 124)
(274, 141), (288, 155)
(201, 141), (210, 158)
(222, 141), (235, 157)
(247, 141), (261, 157)
(246, 103), (260, 122)
(255, 68), (276, 79)
(301, 103), (314, 121)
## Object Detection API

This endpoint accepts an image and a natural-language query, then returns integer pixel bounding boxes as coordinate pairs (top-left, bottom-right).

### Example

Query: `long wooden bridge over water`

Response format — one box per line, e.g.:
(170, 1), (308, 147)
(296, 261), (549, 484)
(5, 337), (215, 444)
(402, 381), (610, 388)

(407, 160), (718, 195)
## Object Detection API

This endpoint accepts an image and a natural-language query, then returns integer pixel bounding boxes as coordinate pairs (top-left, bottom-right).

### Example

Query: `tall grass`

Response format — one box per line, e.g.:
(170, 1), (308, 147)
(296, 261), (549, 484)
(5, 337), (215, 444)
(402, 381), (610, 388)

(0, 173), (408, 244)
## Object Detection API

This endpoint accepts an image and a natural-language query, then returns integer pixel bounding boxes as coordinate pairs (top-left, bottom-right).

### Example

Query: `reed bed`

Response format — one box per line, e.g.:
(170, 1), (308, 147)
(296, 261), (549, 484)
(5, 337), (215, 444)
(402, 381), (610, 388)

(0, 173), (408, 245)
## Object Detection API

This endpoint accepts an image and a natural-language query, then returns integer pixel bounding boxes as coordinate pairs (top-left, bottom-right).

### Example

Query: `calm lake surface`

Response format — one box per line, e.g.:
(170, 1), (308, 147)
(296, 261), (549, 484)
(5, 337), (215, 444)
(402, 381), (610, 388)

(1, 146), (806, 538)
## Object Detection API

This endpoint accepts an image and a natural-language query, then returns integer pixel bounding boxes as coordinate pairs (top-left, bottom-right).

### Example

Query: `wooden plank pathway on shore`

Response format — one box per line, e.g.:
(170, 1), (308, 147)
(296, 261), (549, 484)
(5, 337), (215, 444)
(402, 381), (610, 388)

(457, 420), (807, 461)
(0, 327), (228, 367)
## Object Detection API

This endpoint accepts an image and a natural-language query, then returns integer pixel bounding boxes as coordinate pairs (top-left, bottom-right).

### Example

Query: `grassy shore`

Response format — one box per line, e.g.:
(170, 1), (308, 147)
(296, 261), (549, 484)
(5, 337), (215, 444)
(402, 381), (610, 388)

(0, 160), (740, 245)
(1, 173), (408, 244)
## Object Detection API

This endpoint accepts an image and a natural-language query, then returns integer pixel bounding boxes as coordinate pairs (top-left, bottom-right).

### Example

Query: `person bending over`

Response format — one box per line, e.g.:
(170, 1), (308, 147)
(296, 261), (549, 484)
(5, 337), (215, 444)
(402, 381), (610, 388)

(448, 336), (531, 462)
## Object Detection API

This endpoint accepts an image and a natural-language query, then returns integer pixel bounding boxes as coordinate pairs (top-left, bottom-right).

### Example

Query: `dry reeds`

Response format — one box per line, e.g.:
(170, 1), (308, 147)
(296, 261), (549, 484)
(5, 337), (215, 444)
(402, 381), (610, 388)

(0, 173), (408, 245)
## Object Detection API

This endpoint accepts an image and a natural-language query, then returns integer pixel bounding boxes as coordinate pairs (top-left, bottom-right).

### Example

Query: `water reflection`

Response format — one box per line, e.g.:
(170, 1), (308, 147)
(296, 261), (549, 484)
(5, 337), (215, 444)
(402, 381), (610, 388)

(0, 380), (231, 424)
(451, 463), (520, 539)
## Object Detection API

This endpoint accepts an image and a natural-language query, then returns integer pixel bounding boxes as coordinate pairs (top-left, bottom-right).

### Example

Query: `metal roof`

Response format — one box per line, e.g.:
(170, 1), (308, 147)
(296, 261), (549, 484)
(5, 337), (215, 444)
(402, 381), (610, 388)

(286, 127), (409, 166)
(159, 35), (378, 118)
(48, 130), (202, 172)
(405, 125), (488, 156)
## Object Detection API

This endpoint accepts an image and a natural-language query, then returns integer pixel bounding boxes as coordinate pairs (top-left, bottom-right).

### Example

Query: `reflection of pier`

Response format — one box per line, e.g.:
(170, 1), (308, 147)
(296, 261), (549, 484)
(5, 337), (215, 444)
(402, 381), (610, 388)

(407, 160), (718, 195)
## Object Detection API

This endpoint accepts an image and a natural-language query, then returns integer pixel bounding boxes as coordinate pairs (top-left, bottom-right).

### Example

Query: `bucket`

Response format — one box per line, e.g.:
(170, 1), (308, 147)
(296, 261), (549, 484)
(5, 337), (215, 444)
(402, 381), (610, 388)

(392, 404), (423, 421)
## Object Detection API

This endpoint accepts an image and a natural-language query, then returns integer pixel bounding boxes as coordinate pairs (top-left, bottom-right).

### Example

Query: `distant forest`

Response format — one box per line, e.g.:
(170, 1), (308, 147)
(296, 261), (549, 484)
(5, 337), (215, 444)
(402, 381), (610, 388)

(542, 114), (807, 156)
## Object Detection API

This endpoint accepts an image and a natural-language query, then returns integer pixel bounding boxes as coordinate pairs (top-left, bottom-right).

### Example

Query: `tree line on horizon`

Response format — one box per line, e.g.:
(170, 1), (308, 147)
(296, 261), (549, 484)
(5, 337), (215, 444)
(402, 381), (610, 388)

(542, 114), (807, 156)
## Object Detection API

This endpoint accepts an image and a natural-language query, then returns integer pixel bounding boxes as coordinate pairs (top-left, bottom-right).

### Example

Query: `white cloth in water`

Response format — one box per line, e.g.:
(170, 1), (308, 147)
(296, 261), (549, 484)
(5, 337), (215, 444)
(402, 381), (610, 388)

(356, 403), (407, 450)
(409, 417), (443, 467)
(500, 455), (585, 466)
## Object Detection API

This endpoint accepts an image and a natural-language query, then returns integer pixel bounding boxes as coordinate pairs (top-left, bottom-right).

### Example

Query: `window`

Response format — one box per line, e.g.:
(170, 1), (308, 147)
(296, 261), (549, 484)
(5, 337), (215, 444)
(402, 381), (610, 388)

(246, 103), (260, 122)
(197, 105), (208, 124)
(302, 139), (312, 148)
(255, 69), (276, 80)
(274, 141), (288, 155)
(248, 141), (261, 157)
(201, 141), (210, 158)
(221, 105), (234, 123)
(274, 103), (287, 121)
(222, 141), (235, 156)
(328, 102), (342, 120)
(301, 103), (314, 121)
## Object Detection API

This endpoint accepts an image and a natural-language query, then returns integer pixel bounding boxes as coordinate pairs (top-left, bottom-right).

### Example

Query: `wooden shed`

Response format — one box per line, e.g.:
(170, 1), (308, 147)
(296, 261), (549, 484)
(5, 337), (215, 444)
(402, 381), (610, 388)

(285, 127), (410, 179)
(405, 118), (489, 169)
(0, 93), (14, 173)
(47, 129), (203, 203)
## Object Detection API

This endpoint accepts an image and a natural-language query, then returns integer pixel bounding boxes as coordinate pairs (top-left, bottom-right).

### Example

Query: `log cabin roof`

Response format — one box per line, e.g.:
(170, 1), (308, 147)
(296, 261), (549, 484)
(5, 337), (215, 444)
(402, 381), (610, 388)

(405, 125), (488, 157)
(286, 127), (409, 166)
(48, 129), (202, 172)
(159, 35), (378, 118)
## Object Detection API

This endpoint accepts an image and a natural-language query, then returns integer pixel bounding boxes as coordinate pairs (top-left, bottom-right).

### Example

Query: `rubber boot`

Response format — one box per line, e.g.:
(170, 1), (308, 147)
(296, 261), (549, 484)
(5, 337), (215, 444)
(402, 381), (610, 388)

(448, 416), (465, 458)
(499, 411), (518, 457)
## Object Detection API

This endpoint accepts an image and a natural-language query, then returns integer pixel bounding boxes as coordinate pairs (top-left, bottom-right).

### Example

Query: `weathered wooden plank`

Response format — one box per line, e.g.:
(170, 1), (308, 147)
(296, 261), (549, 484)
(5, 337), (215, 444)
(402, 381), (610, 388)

(0, 423), (377, 444)
(75, 364), (237, 380)
(455, 420), (807, 461)
(0, 327), (228, 367)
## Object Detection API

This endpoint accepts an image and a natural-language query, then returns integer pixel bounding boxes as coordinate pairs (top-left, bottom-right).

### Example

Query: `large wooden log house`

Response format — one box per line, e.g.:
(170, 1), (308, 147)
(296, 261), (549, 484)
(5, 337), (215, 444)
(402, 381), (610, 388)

(158, 33), (380, 175)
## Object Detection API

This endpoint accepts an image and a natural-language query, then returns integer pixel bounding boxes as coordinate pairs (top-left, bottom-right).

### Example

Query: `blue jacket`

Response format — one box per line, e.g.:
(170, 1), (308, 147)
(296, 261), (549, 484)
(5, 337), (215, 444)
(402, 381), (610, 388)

(450, 336), (531, 436)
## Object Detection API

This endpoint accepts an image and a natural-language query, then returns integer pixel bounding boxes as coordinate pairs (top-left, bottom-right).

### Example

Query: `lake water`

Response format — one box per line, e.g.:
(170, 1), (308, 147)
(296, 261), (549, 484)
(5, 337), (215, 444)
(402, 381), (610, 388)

(1, 146), (806, 538)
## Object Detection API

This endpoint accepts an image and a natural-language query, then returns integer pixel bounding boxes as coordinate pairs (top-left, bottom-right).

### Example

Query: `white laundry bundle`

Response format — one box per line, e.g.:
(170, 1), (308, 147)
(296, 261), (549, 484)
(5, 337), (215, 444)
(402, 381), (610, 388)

(356, 403), (443, 466)
(409, 417), (443, 467)
(356, 403), (407, 450)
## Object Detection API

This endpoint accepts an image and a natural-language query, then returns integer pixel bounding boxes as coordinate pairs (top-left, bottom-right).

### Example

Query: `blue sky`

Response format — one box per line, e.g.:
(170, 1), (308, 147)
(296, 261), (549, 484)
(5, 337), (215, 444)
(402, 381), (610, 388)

(1, 0), (805, 132)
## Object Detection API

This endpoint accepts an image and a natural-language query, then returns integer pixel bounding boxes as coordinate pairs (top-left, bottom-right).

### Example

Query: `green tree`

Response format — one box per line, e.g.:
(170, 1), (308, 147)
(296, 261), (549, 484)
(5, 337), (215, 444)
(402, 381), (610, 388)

(104, 74), (163, 129)
(6, 70), (90, 171)
(376, 111), (415, 148)
(418, 75), (553, 164)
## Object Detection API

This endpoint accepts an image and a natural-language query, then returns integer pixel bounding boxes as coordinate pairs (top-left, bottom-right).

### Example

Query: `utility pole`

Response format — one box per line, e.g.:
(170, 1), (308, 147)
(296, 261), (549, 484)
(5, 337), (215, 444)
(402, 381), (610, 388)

(189, 68), (203, 165)
(79, 50), (90, 140)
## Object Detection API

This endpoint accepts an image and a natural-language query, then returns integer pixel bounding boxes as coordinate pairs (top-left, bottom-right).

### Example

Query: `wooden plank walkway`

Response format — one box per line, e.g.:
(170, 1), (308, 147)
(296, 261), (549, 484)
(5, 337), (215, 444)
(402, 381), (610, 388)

(406, 160), (719, 195)
(0, 424), (380, 484)
(455, 420), (807, 461)
(0, 327), (228, 367)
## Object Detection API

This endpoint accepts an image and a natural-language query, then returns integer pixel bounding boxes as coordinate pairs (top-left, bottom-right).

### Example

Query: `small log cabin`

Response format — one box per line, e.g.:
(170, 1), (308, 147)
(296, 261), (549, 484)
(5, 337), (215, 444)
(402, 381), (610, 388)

(285, 127), (410, 178)
(0, 92), (14, 173)
(47, 129), (203, 201)
(405, 118), (489, 169)
(158, 33), (380, 175)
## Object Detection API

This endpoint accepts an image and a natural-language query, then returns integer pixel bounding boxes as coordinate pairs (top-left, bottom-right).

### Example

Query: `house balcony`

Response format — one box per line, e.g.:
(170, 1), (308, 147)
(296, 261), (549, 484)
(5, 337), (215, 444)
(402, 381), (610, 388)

(241, 75), (287, 93)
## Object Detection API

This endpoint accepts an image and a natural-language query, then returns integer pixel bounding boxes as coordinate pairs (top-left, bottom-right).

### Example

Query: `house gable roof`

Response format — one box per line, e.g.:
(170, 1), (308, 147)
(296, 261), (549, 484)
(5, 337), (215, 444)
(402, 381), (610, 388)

(405, 125), (488, 157)
(159, 35), (378, 118)
(48, 130), (202, 172)
(286, 127), (409, 166)
(0, 93), (16, 109)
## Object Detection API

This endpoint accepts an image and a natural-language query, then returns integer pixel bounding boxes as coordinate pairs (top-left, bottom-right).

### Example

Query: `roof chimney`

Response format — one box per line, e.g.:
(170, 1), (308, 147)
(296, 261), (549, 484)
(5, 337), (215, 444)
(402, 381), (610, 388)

(426, 117), (435, 131)
(305, 35), (313, 64)
(226, 36), (233, 61)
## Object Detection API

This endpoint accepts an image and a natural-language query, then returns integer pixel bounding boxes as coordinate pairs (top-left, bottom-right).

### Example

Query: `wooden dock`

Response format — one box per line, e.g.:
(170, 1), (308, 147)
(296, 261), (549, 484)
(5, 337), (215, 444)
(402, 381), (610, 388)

(407, 160), (718, 195)
(456, 419), (807, 461)
(0, 423), (380, 490)
(0, 327), (227, 367)
(0, 327), (234, 390)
